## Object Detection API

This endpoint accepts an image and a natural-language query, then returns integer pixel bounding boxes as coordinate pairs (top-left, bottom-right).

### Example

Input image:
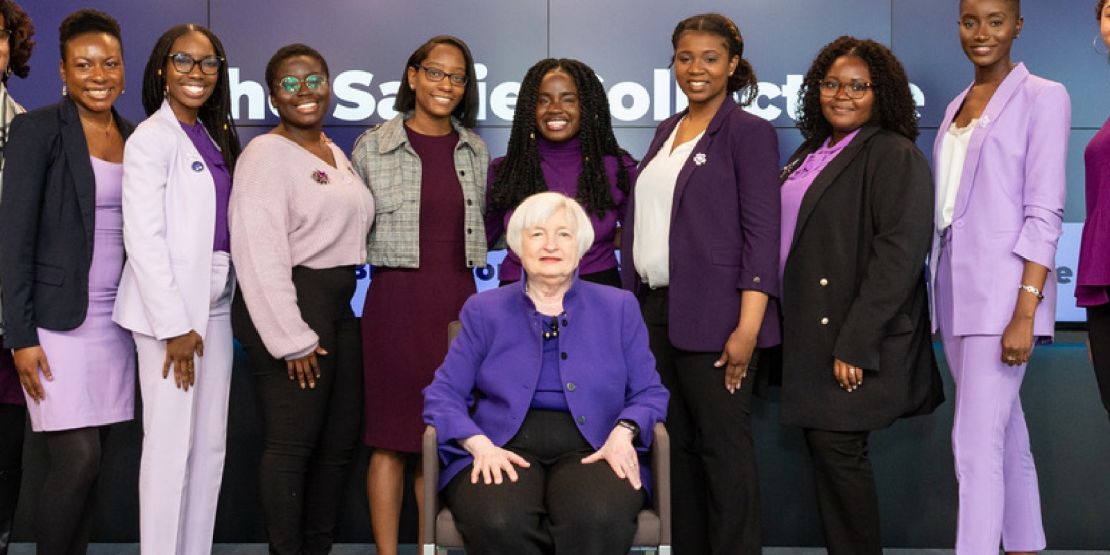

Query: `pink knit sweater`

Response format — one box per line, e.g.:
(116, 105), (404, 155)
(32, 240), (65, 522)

(230, 134), (374, 359)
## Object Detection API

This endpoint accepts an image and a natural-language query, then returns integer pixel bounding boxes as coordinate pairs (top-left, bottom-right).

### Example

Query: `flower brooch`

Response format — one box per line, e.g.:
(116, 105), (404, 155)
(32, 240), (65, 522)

(693, 152), (707, 166)
(311, 170), (330, 185)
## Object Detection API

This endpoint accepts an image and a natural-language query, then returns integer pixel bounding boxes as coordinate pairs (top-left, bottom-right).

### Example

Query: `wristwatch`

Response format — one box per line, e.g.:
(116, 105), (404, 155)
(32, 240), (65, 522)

(616, 419), (640, 437)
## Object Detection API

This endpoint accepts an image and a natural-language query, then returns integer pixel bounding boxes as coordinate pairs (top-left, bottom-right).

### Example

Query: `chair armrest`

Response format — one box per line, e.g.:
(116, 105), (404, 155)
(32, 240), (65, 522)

(422, 425), (441, 546)
(651, 421), (671, 545)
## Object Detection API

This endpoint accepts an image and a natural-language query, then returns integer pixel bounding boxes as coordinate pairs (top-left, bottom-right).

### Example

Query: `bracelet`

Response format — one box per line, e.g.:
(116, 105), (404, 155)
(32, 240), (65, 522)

(616, 419), (640, 438)
(1019, 284), (1044, 301)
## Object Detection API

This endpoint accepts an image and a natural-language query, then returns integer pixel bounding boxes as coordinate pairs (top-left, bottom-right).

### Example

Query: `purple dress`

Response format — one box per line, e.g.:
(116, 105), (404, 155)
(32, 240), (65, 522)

(361, 127), (475, 453)
(25, 157), (135, 431)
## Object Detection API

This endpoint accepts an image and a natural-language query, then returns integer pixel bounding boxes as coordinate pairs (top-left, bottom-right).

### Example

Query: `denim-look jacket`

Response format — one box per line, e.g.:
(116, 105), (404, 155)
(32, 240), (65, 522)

(351, 112), (489, 269)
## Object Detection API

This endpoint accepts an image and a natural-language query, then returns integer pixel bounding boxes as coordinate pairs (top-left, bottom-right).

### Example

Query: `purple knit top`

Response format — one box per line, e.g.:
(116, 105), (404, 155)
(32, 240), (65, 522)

(180, 120), (231, 252)
(779, 129), (860, 287)
(1078, 117), (1110, 307)
(487, 135), (635, 282)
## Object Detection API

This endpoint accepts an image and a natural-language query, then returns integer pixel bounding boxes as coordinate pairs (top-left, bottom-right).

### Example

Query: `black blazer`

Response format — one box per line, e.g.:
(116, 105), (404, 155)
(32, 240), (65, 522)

(0, 97), (134, 350)
(776, 126), (942, 431)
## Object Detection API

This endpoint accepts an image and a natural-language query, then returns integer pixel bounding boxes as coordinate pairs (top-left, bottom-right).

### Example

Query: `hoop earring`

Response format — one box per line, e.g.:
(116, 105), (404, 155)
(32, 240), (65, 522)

(1095, 35), (1109, 56)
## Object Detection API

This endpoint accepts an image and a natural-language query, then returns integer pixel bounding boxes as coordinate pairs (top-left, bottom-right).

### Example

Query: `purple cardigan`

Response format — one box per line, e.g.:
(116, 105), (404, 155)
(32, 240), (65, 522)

(1078, 116), (1110, 307)
(423, 278), (669, 490)
(621, 100), (782, 350)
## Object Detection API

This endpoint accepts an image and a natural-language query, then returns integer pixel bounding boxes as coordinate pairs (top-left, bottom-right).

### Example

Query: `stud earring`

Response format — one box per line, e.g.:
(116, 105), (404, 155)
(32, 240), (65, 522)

(529, 131), (535, 140)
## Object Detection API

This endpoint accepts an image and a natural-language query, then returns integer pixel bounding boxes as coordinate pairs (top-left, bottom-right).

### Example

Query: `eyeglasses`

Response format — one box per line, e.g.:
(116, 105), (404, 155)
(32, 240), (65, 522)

(167, 52), (224, 75)
(817, 79), (874, 99)
(278, 73), (327, 94)
(414, 65), (468, 86)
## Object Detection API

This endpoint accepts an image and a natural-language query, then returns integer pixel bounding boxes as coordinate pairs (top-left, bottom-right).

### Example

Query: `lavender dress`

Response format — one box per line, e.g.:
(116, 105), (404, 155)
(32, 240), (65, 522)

(25, 157), (135, 431)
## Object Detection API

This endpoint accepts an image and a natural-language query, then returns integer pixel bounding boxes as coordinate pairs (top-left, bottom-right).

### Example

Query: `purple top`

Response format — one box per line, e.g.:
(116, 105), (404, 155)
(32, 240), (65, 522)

(423, 278), (668, 490)
(531, 315), (570, 412)
(1078, 116), (1110, 307)
(486, 135), (636, 281)
(780, 129), (860, 286)
(180, 120), (231, 252)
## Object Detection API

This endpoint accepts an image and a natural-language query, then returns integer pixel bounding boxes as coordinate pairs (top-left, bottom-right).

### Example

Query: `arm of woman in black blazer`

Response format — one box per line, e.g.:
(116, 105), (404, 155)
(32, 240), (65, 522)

(0, 114), (54, 401)
(832, 136), (933, 389)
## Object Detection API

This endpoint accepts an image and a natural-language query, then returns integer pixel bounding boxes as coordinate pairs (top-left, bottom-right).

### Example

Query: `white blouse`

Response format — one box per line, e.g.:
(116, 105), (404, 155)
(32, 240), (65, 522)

(633, 121), (703, 288)
(936, 119), (976, 231)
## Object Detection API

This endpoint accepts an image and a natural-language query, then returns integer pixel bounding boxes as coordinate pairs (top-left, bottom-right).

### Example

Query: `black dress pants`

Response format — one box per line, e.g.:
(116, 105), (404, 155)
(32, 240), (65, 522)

(1089, 301), (1110, 421)
(443, 410), (645, 555)
(233, 266), (364, 555)
(802, 428), (882, 555)
(0, 399), (24, 555)
(640, 288), (760, 555)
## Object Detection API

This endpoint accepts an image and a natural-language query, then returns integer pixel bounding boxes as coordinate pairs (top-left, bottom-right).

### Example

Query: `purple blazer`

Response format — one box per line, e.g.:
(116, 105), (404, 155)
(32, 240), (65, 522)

(621, 100), (781, 350)
(930, 63), (1069, 337)
(423, 278), (669, 490)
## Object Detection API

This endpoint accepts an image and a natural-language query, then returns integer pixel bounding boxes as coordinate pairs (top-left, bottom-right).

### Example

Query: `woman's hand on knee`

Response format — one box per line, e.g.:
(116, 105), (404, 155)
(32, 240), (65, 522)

(13, 346), (51, 402)
(164, 330), (204, 391)
(462, 434), (530, 485)
(582, 425), (642, 490)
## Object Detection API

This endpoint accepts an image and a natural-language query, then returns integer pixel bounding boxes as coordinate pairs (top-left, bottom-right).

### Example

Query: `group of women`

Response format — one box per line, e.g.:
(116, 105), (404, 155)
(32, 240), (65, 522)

(0, 0), (1106, 555)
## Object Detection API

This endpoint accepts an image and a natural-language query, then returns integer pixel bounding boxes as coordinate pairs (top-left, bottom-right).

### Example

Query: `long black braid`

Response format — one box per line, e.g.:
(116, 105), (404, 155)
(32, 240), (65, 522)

(489, 58), (631, 218)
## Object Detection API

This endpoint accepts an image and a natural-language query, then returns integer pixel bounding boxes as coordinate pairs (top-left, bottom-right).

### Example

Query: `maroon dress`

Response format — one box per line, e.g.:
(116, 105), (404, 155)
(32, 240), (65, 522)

(361, 127), (475, 453)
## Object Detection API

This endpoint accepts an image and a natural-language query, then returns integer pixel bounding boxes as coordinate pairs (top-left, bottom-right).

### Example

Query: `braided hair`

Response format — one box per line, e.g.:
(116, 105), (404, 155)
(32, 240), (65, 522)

(489, 58), (630, 218)
(670, 13), (759, 107)
(142, 23), (242, 170)
(795, 36), (919, 146)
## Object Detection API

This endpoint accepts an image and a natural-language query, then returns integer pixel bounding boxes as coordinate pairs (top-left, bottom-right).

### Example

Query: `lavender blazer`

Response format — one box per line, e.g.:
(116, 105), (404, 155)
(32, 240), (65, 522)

(423, 278), (669, 490)
(621, 100), (781, 350)
(929, 63), (1069, 337)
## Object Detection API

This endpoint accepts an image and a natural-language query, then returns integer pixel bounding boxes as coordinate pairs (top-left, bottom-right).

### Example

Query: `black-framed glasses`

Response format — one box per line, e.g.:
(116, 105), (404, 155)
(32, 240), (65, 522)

(278, 73), (327, 94)
(817, 79), (874, 99)
(167, 52), (224, 75)
(414, 65), (468, 86)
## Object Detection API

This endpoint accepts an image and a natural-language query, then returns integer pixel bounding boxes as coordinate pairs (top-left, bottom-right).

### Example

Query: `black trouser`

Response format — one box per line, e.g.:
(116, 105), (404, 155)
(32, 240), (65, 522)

(802, 428), (882, 555)
(0, 401), (24, 555)
(1089, 301), (1110, 421)
(640, 287), (760, 555)
(232, 266), (363, 555)
(500, 266), (622, 288)
(443, 410), (645, 555)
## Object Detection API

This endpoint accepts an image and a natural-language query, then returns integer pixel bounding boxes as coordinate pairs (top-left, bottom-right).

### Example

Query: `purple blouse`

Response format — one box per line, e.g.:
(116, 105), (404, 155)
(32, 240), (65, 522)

(486, 135), (636, 282)
(1078, 116), (1110, 307)
(779, 129), (860, 285)
(180, 120), (231, 252)
(531, 315), (570, 412)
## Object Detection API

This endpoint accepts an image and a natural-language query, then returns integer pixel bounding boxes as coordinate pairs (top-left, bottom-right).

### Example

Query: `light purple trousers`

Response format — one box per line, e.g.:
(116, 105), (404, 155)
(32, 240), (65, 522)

(936, 235), (1046, 554)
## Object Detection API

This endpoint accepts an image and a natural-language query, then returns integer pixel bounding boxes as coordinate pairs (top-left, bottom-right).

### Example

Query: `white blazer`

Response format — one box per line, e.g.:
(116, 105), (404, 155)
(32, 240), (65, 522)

(114, 100), (234, 340)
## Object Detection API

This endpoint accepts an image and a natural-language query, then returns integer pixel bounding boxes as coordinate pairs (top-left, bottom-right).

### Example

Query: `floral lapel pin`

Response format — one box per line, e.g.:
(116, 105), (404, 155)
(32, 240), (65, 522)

(311, 170), (330, 185)
(978, 115), (991, 128)
(693, 152), (707, 166)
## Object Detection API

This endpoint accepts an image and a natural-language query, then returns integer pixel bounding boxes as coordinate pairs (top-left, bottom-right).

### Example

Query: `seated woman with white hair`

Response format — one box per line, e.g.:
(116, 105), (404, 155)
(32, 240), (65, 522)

(423, 191), (669, 555)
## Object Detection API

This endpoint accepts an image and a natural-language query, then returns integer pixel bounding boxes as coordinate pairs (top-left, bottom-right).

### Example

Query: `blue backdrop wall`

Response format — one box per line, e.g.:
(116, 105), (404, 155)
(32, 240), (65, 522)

(9, 0), (1110, 549)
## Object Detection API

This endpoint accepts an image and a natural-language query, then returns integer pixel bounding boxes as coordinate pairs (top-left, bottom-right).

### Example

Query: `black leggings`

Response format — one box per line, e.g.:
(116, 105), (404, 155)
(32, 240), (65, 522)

(1089, 301), (1110, 421)
(233, 266), (363, 555)
(36, 426), (109, 555)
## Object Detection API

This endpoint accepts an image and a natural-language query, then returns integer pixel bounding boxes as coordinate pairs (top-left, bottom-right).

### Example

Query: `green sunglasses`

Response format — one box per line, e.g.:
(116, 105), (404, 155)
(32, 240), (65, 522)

(278, 73), (327, 94)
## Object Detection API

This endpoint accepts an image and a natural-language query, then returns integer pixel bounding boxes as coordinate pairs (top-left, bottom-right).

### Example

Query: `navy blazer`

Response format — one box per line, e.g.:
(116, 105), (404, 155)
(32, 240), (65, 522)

(0, 97), (135, 349)
(622, 100), (781, 351)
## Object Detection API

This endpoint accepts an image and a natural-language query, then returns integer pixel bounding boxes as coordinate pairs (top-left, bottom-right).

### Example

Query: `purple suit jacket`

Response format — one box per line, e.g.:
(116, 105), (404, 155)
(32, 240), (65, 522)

(930, 63), (1069, 337)
(621, 100), (781, 350)
(423, 278), (669, 490)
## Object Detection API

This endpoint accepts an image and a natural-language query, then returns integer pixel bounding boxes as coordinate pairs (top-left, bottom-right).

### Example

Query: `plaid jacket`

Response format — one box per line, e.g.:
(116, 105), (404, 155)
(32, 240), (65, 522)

(352, 113), (489, 269)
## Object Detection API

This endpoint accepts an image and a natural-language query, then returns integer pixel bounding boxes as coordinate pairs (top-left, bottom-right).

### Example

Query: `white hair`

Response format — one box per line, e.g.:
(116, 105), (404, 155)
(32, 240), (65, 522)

(505, 192), (595, 261)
